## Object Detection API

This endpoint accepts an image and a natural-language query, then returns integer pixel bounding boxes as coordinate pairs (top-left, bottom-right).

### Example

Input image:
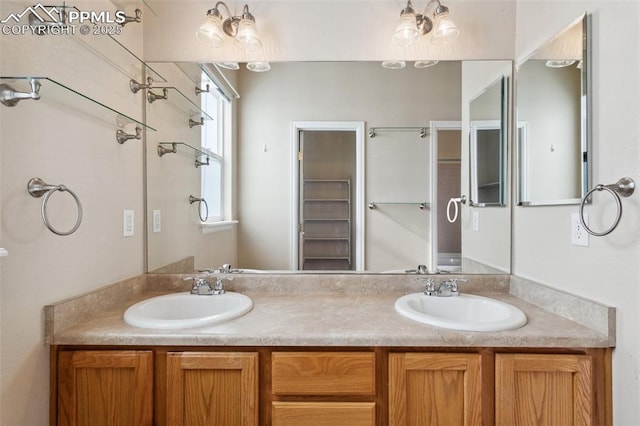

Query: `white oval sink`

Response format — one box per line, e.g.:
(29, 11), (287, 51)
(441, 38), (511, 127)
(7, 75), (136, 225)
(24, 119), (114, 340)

(124, 292), (253, 329)
(395, 293), (527, 332)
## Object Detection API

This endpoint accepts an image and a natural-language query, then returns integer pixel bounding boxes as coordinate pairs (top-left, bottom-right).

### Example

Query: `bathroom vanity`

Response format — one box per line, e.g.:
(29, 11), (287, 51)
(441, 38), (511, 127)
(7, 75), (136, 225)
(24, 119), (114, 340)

(47, 274), (613, 426)
(53, 346), (609, 426)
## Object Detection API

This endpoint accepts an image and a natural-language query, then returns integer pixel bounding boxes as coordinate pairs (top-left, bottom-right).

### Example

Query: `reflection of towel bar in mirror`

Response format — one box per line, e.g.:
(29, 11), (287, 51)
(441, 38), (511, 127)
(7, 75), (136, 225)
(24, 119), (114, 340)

(368, 202), (429, 210)
(368, 126), (429, 138)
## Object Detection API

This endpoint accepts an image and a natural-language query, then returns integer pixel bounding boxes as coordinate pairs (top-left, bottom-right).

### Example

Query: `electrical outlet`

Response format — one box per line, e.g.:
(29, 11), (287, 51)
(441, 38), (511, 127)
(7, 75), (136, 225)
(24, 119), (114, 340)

(571, 212), (589, 247)
(152, 210), (161, 233)
(123, 210), (134, 237)
(472, 211), (480, 231)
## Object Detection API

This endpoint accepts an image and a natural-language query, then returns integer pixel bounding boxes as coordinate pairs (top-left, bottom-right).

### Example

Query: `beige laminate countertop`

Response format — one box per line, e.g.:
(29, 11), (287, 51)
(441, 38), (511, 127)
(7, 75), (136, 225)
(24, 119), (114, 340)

(46, 274), (614, 348)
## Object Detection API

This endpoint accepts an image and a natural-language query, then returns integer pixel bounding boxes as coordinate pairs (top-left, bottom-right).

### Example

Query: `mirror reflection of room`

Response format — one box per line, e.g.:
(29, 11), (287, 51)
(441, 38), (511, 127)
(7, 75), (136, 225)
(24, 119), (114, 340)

(469, 78), (506, 206)
(517, 17), (587, 205)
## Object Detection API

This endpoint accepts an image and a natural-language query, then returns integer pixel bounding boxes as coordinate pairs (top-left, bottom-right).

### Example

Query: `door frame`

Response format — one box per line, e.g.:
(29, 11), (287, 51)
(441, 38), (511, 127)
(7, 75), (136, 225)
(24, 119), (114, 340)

(429, 120), (462, 272)
(290, 121), (365, 271)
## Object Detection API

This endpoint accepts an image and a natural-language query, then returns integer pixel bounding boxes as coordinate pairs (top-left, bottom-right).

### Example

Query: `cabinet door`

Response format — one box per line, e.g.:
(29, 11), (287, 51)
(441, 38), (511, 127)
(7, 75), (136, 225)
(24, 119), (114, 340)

(57, 350), (153, 426)
(166, 352), (258, 426)
(496, 353), (592, 425)
(389, 353), (482, 426)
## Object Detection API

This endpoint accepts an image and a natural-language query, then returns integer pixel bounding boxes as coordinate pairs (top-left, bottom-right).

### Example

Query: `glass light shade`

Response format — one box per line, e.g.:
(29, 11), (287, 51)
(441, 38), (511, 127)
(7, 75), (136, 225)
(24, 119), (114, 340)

(235, 18), (262, 51)
(430, 12), (460, 45)
(381, 60), (406, 70)
(392, 13), (420, 47)
(195, 14), (224, 47)
(414, 60), (439, 68)
(217, 62), (240, 70)
(247, 61), (271, 72)
(545, 60), (577, 68)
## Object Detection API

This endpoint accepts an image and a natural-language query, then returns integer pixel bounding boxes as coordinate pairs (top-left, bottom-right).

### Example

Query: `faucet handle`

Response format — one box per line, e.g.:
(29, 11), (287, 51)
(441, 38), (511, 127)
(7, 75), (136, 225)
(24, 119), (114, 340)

(418, 277), (436, 296)
(211, 274), (234, 295)
(446, 278), (467, 296)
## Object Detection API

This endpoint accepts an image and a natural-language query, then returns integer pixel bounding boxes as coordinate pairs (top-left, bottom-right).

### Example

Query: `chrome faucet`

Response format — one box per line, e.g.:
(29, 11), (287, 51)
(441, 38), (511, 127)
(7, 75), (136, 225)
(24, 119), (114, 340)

(184, 274), (233, 295)
(198, 264), (241, 274)
(422, 278), (467, 297)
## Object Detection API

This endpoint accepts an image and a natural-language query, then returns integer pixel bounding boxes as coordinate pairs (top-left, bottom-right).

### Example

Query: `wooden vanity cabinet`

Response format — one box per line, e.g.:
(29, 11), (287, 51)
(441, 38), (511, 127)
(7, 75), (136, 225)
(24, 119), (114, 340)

(52, 347), (611, 426)
(56, 350), (153, 426)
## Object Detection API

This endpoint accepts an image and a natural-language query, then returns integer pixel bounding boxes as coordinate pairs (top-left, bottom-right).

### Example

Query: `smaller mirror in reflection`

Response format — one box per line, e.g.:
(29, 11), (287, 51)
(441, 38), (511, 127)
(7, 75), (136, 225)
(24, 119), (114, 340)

(516, 15), (589, 205)
(469, 77), (507, 206)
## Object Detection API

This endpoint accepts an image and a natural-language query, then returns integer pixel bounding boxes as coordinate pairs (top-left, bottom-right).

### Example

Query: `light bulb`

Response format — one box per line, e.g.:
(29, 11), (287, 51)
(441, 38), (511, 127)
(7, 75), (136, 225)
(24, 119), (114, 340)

(195, 13), (224, 47)
(393, 12), (420, 47)
(235, 18), (262, 51)
(430, 11), (459, 45)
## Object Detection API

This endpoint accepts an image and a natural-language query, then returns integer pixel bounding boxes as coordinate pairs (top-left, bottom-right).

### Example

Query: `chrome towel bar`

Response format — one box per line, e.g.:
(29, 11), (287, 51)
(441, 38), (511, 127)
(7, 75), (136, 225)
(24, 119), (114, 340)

(28, 178), (83, 236)
(579, 177), (635, 236)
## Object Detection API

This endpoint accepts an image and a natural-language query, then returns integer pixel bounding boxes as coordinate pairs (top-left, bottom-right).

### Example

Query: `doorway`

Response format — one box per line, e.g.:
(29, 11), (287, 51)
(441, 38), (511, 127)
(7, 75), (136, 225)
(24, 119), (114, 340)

(291, 122), (365, 271)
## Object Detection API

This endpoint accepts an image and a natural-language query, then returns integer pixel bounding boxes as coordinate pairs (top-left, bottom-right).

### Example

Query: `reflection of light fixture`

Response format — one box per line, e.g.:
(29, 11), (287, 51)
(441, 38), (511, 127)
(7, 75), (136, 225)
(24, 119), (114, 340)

(381, 60), (406, 69)
(381, 60), (440, 70)
(392, 0), (460, 47)
(414, 60), (439, 68)
(247, 62), (271, 72)
(545, 60), (577, 68)
(196, 2), (262, 51)
(216, 62), (240, 70)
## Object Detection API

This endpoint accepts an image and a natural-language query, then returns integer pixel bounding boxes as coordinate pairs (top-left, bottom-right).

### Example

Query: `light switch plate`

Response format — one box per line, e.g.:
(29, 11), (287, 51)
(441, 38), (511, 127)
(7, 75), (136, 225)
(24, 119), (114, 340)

(472, 211), (480, 231)
(123, 210), (134, 237)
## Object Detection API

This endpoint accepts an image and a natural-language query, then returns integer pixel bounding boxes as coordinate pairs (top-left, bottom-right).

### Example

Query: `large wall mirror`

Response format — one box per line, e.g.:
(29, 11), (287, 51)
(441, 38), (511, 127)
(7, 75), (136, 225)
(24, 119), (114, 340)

(516, 14), (590, 206)
(145, 60), (512, 275)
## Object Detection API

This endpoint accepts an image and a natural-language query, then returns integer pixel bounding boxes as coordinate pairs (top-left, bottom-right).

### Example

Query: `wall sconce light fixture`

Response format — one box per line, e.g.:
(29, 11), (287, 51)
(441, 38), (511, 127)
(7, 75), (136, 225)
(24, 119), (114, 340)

(393, 0), (460, 47)
(196, 2), (262, 51)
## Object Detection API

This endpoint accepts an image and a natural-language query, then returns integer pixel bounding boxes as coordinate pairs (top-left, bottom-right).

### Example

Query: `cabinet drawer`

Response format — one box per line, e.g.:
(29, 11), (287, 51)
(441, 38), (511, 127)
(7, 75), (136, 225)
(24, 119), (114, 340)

(272, 402), (375, 426)
(272, 352), (375, 395)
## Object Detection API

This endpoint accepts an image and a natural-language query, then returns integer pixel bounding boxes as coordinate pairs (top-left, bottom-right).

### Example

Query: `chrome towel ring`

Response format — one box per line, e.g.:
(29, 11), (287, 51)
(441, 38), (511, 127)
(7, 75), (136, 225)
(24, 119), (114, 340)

(28, 178), (83, 236)
(189, 195), (209, 222)
(579, 177), (635, 236)
(446, 195), (466, 223)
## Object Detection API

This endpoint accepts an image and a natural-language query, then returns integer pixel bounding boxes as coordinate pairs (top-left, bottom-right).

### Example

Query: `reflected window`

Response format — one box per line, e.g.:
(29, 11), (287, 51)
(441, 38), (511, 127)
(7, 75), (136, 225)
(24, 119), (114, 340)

(200, 73), (231, 222)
